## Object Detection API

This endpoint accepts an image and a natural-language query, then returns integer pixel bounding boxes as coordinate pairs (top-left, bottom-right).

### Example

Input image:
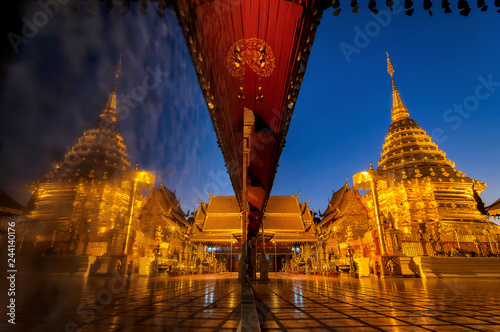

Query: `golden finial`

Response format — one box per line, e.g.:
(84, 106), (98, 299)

(370, 160), (374, 170)
(386, 52), (394, 77)
(386, 52), (409, 122)
(115, 54), (122, 79)
(101, 55), (123, 122)
(112, 54), (122, 94)
(134, 163), (138, 170)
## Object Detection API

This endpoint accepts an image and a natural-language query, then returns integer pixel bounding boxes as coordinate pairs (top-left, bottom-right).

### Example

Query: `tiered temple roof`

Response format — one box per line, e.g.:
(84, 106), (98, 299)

(190, 194), (317, 244)
(140, 182), (188, 232)
(486, 198), (500, 217)
(200, 196), (240, 233)
(0, 188), (26, 217)
(319, 183), (372, 237)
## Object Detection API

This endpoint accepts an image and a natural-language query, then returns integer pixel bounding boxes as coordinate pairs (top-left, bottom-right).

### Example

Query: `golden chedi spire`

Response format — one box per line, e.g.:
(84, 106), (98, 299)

(387, 53), (409, 122)
(40, 55), (131, 184)
(374, 54), (488, 225)
(379, 54), (456, 177)
(100, 54), (122, 123)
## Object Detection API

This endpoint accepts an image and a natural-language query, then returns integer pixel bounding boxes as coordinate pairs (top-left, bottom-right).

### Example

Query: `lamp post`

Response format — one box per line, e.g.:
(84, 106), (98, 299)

(230, 238), (235, 275)
(260, 218), (269, 281)
(122, 168), (154, 256)
(353, 163), (391, 255)
(241, 108), (254, 289)
(122, 177), (138, 255)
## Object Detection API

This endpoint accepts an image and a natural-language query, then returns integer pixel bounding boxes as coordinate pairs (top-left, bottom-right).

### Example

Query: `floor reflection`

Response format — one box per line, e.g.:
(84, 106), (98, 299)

(2, 273), (500, 331)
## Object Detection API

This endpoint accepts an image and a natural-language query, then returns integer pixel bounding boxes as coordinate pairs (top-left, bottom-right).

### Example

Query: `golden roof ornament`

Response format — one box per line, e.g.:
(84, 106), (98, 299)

(386, 52), (394, 76)
(101, 54), (123, 123)
(115, 54), (122, 82)
(386, 53), (409, 122)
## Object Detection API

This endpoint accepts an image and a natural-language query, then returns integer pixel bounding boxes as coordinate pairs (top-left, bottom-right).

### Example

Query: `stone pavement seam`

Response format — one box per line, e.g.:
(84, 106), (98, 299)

(76, 279), (224, 331)
(290, 281), (447, 330)
(164, 287), (238, 331)
(265, 284), (355, 331)
(253, 289), (287, 331)
(285, 278), (496, 332)
(213, 303), (241, 331)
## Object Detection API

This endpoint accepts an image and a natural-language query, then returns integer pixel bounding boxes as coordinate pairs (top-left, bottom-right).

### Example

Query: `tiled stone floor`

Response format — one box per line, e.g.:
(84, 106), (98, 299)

(254, 274), (500, 331)
(2, 273), (500, 331)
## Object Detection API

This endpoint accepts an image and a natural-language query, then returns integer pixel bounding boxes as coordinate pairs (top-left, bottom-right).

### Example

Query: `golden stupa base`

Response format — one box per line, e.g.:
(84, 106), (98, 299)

(412, 256), (500, 278)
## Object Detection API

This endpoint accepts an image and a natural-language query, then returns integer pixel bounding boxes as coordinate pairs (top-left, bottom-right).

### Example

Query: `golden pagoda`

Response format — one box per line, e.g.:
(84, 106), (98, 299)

(23, 57), (154, 257)
(355, 54), (499, 258)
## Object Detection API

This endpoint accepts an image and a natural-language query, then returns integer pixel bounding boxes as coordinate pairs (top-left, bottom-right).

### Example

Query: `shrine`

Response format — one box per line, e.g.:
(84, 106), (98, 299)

(19, 59), (155, 274)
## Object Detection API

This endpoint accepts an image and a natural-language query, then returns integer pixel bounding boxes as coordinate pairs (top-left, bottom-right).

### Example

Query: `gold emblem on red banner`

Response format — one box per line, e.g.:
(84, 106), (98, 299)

(226, 38), (276, 102)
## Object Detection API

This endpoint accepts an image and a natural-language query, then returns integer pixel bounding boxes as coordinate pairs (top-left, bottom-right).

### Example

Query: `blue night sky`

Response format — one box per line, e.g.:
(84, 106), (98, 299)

(0, 1), (499, 216)
(273, 4), (500, 214)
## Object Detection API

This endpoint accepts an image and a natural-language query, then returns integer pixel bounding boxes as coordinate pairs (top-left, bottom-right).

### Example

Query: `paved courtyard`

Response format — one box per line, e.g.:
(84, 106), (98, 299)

(3, 273), (500, 331)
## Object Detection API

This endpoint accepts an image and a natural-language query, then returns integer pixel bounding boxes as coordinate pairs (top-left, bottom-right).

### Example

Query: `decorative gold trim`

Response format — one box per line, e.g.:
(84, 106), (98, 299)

(226, 38), (276, 78)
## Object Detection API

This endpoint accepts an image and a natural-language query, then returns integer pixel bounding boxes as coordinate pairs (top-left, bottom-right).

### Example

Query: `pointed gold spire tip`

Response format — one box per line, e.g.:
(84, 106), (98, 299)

(386, 54), (409, 122)
(115, 54), (123, 79)
(386, 52), (394, 77)
(101, 56), (123, 122)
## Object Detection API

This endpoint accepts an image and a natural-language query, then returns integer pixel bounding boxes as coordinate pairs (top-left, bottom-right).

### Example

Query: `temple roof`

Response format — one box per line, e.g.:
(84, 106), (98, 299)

(266, 196), (301, 214)
(319, 183), (368, 228)
(264, 196), (307, 232)
(322, 183), (350, 219)
(206, 196), (240, 214)
(0, 188), (26, 216)
(192, 195), (315, 236)
(486, 197), (500, 216)
(203, 196), (241, 232)
(265, 216), (303, 231)
(141, 184), (188, 228)
(158, 183), (187, 218)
